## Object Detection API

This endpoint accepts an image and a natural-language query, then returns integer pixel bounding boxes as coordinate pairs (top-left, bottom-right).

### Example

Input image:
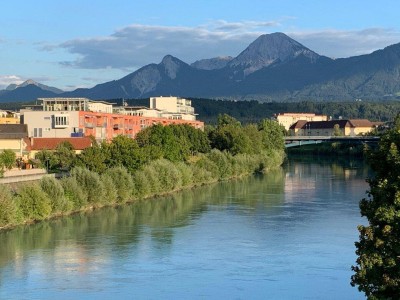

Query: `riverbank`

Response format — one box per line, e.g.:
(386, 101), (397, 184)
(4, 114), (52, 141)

(0, 149), (285, 231)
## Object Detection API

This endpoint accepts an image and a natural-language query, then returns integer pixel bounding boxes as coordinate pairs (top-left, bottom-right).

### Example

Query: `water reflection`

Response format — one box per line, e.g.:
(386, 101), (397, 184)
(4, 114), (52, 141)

(0, 168), (285, 274)
(0, 158), (368, 299)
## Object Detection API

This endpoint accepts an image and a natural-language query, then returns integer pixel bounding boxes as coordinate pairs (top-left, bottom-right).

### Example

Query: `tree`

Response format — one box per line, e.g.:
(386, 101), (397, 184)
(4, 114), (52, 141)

(333, 124), (343, 136)
(106, 135), (142, 173)
(351, 115), (400, 298)
(35, 150), (57, 171)
(54, 141), (76, 170)
(77, 140), (109, 174)
(258, 119), (285, 152)
(0, 149), (16, 170)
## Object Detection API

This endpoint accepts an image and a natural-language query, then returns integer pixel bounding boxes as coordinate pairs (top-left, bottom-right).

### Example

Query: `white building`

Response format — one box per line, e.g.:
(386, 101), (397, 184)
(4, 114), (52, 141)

(149, 96), (196, 121)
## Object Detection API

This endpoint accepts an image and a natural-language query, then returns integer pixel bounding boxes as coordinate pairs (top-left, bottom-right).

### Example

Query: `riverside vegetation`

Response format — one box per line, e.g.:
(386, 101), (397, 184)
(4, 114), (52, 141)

(0, 114), (285, 230)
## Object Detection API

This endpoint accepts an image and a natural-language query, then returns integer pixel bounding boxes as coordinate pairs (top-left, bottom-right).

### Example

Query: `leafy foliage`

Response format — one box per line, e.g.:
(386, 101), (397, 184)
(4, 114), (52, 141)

(16, 183), (52, 221)
(40, 176), (70, 212)
(0, 150), (16, 170)
(0, 186), (18, 227)
(351, 115), (400, 298)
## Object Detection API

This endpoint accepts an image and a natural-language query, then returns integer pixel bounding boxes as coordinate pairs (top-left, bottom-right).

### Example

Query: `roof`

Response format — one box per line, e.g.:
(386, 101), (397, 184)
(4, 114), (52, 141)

(289, 120), (308, 129)
(290, 119), (375, 130)
(29, 137), (93, 151)
(348, 119), (374, 127)
(0, 124), (28, 139)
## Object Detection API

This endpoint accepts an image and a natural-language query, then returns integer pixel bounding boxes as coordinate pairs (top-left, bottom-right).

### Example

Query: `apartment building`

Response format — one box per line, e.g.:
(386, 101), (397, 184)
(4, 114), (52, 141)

(21, 97), (204, 142)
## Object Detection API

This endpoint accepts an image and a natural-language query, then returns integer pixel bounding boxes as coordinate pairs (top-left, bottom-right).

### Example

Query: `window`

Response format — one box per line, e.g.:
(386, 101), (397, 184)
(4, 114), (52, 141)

(53, 114), (69, 128)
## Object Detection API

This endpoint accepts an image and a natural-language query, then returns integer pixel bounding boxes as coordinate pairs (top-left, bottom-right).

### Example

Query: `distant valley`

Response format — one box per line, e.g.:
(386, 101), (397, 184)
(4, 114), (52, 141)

(1, 32), (400, 102)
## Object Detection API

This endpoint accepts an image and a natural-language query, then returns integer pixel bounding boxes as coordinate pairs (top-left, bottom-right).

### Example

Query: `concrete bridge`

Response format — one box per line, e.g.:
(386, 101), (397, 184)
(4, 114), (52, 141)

(284, 136), (380, 148)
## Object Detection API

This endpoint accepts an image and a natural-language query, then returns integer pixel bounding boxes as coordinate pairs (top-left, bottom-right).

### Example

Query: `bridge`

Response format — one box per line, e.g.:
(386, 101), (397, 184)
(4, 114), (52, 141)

(284, 136), (380, 148)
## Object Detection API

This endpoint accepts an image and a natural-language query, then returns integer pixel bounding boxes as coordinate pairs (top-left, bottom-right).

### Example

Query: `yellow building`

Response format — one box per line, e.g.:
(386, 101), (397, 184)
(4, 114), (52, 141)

(289, 119), (376, 137)
(0, 110), (20, 124)
(0, 124), (28, 157)
(275, 113), (328, 131)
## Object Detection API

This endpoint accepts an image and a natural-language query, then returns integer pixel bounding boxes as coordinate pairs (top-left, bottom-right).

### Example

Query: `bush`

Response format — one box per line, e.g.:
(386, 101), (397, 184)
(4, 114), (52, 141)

(70, 167), (105, 205)
(131, 170), (151, 198)
(148, 159), (182, 191)
(16, 183), (52, 221)
(104, 166), (134, 203)
(0, 150), (16, 170)
(40, 176), (70, 212)
(60, 176), (87, 210)
(175, 161), (194, 187)
(0, 185), (18, 227)
(101, 173), (118, 204)
(207, 149), (233, 179)
(141, 164), (162, 195)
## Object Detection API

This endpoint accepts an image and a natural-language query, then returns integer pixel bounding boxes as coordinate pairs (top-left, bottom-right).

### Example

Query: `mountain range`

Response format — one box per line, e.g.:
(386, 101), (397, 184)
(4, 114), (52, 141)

(1, 32), (400, 102)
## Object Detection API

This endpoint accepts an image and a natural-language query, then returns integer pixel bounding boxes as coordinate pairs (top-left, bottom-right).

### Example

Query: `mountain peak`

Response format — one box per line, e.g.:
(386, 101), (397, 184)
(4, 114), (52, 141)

(228, 32), (320, 76)
(6, 79), (63, 94)
(160, 55), (186, 79)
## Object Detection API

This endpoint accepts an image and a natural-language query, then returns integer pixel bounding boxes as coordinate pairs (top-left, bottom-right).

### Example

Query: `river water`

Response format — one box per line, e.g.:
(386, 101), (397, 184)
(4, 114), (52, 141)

(0, 157), (369, 299)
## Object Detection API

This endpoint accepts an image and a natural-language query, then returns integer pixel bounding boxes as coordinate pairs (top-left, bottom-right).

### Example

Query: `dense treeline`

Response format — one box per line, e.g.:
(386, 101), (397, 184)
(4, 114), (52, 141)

(0, 115), (285, 229)
(191, 99), (400, 124)
(2, 99), (400, 125)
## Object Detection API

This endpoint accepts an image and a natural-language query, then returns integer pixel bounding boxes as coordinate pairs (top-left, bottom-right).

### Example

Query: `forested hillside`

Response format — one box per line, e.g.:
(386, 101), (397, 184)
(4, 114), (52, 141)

(2, 99), (400, 124)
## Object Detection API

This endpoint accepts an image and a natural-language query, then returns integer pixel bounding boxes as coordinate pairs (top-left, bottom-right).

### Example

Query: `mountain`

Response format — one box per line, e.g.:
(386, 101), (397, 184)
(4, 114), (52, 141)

(6, 80), (63, 94)
(0, 84), (58, 102)
(2, 32), (400, 102)
(191, 56), (233, 70)
(227, 32), (321, 77)
(0, 80), (63, 102)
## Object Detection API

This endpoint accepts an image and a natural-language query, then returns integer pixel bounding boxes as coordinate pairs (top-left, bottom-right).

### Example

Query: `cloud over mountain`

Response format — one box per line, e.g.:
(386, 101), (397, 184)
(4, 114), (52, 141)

(53, 21), (400, 73)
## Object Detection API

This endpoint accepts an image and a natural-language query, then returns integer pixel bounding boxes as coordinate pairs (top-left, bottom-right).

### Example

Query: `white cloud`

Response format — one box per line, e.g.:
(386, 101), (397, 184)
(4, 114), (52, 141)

(54, 21), (400, 71)
(0, 75), (24, 90)
(290, 28), (400, 58)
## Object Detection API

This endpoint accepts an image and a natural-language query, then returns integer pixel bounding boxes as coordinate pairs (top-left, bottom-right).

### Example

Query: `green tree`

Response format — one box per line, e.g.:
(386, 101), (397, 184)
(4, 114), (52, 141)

(0, 150), (16, 170)
(258, 119), (285, 152)
(54, 141), (76, 170)
(351, 115), (400, 298)
(106, 135), (142, 173)
(35, 150), (57, 171)
(77, 140), (109, 173)
(333, 124), (343, 136)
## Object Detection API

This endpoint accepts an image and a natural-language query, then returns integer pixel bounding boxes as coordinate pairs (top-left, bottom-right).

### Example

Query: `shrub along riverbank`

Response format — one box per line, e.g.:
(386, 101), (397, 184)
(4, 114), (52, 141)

(0, 115), (285, 230)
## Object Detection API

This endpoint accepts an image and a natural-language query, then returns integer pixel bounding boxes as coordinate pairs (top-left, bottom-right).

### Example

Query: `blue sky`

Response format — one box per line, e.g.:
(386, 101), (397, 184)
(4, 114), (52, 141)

(1, 0), (399, 91)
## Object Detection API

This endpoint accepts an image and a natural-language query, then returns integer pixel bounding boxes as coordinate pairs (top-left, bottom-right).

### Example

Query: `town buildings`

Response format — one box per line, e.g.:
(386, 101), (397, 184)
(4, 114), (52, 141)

(0, 96), (203, 161)
(289, 119), (377, 136)
(20, 97), (203, 142)
(275, 113), (328, 131)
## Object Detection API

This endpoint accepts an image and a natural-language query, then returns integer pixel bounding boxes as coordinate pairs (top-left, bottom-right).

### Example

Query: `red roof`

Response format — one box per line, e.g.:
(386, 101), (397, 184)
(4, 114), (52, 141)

(29, 137), (93, 151)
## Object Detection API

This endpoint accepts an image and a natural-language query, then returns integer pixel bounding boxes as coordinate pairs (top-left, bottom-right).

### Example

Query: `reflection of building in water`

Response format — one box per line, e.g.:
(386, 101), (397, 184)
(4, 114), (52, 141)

(284, 163), (317, 203)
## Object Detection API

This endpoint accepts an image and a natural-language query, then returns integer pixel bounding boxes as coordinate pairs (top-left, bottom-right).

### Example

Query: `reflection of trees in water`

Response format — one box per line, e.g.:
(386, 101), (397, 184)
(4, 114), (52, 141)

(0, 169), (286, 271)
(286, 155), (371, 180)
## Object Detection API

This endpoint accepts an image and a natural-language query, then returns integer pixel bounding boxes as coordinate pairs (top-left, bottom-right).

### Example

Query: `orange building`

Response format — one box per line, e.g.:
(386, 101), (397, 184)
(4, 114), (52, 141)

(21, 97), (204, 142)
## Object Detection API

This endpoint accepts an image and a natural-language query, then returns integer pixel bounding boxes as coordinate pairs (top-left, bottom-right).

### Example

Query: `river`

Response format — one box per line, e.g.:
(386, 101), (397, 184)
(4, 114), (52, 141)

(0, 156), (369, 299)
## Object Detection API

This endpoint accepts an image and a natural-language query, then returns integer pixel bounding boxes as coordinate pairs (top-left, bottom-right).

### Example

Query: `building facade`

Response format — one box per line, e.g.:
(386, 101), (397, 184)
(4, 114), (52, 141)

(289, 119), (375, 136)
(21, 97), (204, 142)
(275, 113), (328, 131)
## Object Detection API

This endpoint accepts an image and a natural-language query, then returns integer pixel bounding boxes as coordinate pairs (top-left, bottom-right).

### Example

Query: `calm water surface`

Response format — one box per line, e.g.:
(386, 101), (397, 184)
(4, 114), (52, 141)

(0, 157), (369, 299)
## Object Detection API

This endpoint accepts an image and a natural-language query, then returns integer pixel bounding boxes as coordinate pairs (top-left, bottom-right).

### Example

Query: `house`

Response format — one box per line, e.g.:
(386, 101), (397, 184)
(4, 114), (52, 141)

(275, 113), (328, 131)
(0, 110), (20, 124)
(27, 137), (93, 158)
(0, 124), (29, 158)
(289, 119), (376, 136)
